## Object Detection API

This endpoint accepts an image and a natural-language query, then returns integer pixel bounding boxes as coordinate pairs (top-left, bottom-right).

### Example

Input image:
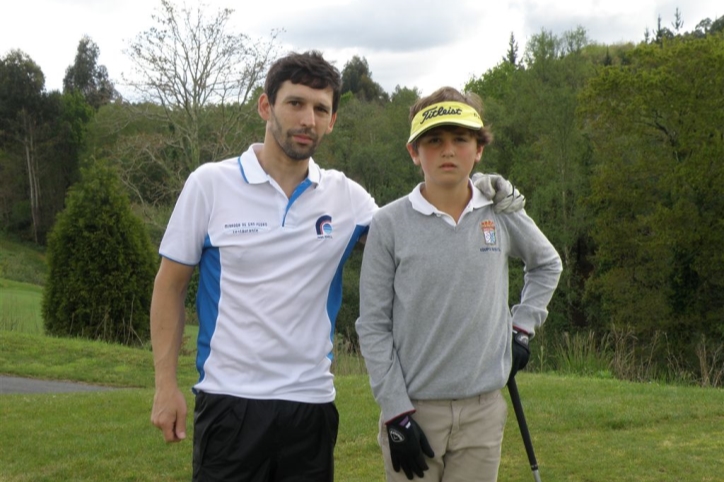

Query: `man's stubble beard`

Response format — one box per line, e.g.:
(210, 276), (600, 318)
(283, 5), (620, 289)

(269, 110), (321, 161)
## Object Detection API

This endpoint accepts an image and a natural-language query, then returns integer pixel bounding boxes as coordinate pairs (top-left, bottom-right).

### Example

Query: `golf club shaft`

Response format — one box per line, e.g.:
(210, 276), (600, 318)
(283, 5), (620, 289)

(508, 376), (542, 482)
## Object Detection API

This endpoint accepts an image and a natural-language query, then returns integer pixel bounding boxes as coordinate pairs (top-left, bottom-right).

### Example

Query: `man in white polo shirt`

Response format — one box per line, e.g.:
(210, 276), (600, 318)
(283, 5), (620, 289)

(150, 51), (525, 482)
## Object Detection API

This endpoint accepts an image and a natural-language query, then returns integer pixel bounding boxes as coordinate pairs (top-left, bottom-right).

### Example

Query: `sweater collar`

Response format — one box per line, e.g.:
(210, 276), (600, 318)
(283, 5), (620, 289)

(408, 180), (492, 216)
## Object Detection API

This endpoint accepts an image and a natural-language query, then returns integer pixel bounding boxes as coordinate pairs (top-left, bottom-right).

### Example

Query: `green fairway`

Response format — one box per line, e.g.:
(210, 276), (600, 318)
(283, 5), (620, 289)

(0, 278), (43, 333)
(0, 238), (47, 286)
(1, 373), (722, 481)
(1, 332), (723, 481)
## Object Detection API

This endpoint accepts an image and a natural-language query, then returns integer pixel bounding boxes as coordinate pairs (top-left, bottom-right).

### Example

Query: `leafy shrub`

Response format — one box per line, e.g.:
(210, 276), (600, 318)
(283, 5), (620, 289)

(42, 160), (156, 345)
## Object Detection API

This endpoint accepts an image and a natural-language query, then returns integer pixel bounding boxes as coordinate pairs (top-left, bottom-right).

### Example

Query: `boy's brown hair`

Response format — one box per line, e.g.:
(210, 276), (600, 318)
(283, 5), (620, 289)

(408, 86), (493, 151)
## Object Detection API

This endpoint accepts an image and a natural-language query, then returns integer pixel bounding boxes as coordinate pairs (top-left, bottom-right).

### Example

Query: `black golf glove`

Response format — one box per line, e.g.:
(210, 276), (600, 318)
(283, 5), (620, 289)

(509, 328), (531, 381)
(386, 413), (435, 480)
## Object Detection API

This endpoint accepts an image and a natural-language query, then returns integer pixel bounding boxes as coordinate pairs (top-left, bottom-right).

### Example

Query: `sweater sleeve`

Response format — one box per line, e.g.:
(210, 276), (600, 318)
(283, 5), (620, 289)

(355, 211), (415, 421)
(503, 210), (563, 336)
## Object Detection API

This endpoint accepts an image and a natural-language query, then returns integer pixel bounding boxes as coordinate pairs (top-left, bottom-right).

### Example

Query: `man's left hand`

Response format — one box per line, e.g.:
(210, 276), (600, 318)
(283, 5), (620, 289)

(472, 173), (526, 214)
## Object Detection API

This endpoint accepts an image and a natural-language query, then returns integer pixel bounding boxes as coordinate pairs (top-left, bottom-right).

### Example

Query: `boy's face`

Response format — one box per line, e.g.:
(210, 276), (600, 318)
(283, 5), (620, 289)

(258, 80), (337, 161)
(407, 125), (483, 189)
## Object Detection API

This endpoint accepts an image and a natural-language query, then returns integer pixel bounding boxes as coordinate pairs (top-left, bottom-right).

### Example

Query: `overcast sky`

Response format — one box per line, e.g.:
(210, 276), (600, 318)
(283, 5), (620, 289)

(1, 0), (721, 98)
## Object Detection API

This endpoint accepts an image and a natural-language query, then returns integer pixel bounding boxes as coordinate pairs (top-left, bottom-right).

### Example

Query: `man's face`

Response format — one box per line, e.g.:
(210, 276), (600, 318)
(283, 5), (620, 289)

(260, 81), (337, 161)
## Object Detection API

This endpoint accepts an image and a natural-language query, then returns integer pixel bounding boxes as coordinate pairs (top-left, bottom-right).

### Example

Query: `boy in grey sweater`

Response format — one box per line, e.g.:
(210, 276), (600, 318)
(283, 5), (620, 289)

(355, 87), (562, 482)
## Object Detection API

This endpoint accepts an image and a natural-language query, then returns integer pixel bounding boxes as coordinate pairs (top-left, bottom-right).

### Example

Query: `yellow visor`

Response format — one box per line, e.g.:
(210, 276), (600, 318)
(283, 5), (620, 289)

(408, 101), (484, 144)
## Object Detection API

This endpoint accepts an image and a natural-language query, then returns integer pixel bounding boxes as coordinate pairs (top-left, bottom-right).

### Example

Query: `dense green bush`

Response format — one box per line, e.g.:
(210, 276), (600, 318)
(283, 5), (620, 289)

(42, 160), (156, 345)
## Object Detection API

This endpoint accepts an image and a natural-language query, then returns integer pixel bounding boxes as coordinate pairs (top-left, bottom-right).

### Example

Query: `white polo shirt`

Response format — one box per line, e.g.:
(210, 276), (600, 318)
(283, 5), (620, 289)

(160, 144), (377, 403)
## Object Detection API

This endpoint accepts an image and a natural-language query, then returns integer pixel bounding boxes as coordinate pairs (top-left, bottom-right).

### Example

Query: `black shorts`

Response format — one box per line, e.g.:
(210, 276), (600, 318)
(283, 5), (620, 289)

(192, 392), (339, 482)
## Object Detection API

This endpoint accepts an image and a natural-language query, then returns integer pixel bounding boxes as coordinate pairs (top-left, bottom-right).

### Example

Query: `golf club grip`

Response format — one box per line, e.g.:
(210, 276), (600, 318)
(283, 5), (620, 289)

(507, 377), (539, 472)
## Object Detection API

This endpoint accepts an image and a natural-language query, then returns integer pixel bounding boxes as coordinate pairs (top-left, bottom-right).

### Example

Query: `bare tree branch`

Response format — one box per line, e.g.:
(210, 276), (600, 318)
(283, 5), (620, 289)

(122, 0), (280, 186)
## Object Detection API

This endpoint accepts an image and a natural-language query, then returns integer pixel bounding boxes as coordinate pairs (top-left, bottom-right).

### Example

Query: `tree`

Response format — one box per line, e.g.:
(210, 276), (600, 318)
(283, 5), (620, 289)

(671, 7), (684, 34)
(562, 26), (590, 55)
(42, 160), (156, 345)
(469, 28), (598, 332)
(63, 35), (117, 110)
(123, 0), (279, 197)
(523, 28), (561, 66)
(0, 50), (46, 242)
(465, 60), (517, 105)
(318, 87), (416, 207)
(694, 18), (712, 37)
(579, 35), (724, 371)
(1, 51), (95, 243)
(465, 60), (519, 175)
(712, 15), (724, 34)
(341, 55), (388, 102)
(503, 32), (519, 66)
(315, 85), (419, 349)
(654, 15), (675, 43)
(38, 91), (94, 232)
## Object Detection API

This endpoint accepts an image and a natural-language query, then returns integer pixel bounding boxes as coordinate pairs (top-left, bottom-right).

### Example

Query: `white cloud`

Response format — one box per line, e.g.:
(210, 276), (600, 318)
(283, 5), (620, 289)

(249, 0), (474, 52)
(0, 0), (720, 98)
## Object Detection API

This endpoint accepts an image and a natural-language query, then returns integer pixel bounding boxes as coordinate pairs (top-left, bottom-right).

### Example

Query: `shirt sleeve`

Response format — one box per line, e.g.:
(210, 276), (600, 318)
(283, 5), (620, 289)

(159, 171), (211, 266)
(502, 210), (563, 336)
(355, 211), (414, 421)
(348, 177), (378, 230)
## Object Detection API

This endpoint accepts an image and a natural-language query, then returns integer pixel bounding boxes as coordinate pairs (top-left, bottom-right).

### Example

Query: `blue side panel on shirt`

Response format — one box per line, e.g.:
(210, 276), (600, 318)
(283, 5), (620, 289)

(195, 235), (221, 389)
(326, 224), (370, 359)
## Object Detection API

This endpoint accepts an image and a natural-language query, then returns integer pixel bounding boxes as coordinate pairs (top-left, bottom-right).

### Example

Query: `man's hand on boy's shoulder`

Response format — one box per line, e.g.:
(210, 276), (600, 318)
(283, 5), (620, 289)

(472, 172), (526, 214)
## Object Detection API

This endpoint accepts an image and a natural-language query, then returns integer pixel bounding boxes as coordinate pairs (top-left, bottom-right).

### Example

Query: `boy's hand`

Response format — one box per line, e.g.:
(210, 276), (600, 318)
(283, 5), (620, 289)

(472, 173), (526, 213)
(509, 328), (531, 381)
(386, 413), (435, 480)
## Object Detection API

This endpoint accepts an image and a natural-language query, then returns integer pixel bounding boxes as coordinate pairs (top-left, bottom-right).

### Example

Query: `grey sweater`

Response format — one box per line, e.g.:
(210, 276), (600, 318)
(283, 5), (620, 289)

(356, 185), (562, 421)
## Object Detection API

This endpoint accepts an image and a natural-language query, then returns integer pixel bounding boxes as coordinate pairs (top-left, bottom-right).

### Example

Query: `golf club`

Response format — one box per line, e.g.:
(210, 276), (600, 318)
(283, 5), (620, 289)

(507, 376), (542, 482)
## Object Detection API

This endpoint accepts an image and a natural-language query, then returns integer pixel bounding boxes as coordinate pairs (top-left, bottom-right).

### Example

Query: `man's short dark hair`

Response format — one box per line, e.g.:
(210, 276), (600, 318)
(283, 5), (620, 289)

(264, 51), (342, 113)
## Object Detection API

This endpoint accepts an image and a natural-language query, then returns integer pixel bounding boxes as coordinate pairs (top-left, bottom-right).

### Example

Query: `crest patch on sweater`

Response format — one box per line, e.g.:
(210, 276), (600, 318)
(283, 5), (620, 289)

(481, 220), (497, 245)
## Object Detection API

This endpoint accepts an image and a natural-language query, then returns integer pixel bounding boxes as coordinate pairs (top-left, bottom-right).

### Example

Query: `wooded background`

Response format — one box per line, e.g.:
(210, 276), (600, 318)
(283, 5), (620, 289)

(1, 2), (721, 382)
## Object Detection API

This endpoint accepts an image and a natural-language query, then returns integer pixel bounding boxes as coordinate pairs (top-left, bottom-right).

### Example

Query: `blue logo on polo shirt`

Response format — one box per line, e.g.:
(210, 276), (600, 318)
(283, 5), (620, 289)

(315, 215), (333, 238)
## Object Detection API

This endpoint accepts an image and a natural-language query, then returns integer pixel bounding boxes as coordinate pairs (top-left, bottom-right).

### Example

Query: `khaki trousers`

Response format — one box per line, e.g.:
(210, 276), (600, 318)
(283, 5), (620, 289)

(378, 390), (507, 482)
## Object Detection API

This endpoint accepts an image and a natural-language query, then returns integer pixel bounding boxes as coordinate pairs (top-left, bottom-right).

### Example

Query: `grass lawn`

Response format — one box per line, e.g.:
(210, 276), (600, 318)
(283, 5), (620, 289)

(1, 332), (723, 481)
(0, 238), (47, 286)
(0, 278), (44, 333)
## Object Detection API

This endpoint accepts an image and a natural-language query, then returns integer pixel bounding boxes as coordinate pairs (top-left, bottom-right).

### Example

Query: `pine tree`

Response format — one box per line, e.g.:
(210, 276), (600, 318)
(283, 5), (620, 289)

(42, 160), (156, 345)
(504, 32), (519, 66)
(63, 35), (117, 110)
